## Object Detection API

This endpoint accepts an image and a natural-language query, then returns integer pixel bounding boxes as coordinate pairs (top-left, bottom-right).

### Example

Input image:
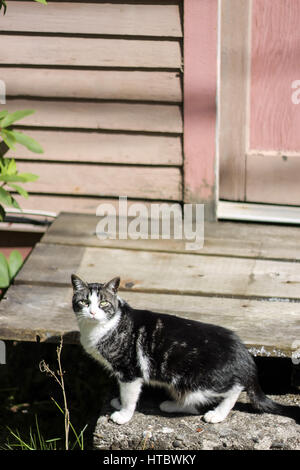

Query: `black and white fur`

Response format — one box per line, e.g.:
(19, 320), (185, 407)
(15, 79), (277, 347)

(71, 274), (298, 425)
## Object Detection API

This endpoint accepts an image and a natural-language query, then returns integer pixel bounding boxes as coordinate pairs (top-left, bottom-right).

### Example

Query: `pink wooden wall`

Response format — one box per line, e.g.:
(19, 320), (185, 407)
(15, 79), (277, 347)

(2, 1), (219, 219)
(184, 0), (218, 219)
(247, 0), (300, 205)
(250, 0), (300, 151)
(2, 1), (183, 215)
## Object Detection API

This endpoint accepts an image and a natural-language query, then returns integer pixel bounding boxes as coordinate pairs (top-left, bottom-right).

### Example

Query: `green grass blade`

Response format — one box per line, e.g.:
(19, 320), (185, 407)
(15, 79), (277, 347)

(51, 397), (86, 450)
(34, 414), (43, 450)
(6, 427), (34, 450)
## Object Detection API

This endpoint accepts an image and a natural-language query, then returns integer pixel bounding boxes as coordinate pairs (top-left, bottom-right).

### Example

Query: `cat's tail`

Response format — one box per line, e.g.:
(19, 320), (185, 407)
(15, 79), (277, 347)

(247, 378), (300, 424)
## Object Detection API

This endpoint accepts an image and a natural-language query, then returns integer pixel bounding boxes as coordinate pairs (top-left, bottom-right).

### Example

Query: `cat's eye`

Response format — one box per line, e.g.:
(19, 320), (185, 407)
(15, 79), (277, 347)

(100, 301), (110, 307)
(79, 299), (89, 306)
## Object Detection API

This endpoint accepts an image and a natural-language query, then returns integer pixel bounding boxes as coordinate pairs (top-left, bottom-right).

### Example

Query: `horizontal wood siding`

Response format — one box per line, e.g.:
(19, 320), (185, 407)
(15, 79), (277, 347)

(0, 36), (182, 69)
(12, 130), (182, 165)
(3, 2), (182, 37)
(16, 162), (182, 201)
(8, 99), (182, 134)
(3, 68), (182, 102)
(1, 1), (183, 214)
(12, 195), (182, 217)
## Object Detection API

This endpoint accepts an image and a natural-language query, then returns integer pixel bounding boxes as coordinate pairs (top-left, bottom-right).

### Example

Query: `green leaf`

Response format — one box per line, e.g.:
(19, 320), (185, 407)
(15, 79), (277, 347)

(11, 196), (21, 210)
(0, 253), (10, 289)
(0, 189), (20, 209)
(6, 158), (17, 176)
(0, 1), (7, 15)
(0, 175), (22, 183)
(0, 172), (38, 183)
(0, 204), (5, 221)
(0, 110), (35, 128)
(0, 110), (8, 120)
(8, 184), (29, 199)
(0, 187), (13, 207)
(34, 0), (47, 4)
(8, 250), (23, 279)
(12, 131), (44, 154)
(0, 129), (16, 150)
(16, 172), (39, 183)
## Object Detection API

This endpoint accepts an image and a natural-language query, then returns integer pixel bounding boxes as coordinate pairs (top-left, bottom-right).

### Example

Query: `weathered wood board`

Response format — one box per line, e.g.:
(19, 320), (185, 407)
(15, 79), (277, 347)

(42, 213), (300, 261)
(2, 213), (300, 357)
(0, 36), (181, 69)
(218, 0), (250, 201)
(7, 100), (182, 134)
(2, 2), (183, 37)
(1, 1), (184, 214)
(15, 242), (300, 300)
(4, 68), (182, 103)
(1, 284), (299, 355)
(0, 285), (78, 343)
(13, 131), (182, 166)
(15, 163), (182, 201)
(11, 196), (184, 219)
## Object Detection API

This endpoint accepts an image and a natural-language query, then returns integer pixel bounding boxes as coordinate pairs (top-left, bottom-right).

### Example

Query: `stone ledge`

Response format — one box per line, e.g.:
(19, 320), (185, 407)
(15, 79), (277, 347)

(93, 386), (300, 451)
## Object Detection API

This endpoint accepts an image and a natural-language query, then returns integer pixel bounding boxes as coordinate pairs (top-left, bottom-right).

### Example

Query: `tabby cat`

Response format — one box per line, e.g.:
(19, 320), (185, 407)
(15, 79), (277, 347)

(71, 274), (298, 425)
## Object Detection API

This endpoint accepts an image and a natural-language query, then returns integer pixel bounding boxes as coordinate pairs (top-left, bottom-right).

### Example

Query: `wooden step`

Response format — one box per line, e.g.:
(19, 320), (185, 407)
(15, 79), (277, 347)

(15, 242), (300, 300)
(1, 213), (299, 357)
(1, 284), (299, 356)
(44, 212), (300, 261)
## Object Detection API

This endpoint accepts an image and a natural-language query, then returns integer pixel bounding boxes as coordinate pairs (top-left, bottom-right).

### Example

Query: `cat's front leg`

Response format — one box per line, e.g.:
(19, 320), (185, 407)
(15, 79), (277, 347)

(110, 378), (143, 425)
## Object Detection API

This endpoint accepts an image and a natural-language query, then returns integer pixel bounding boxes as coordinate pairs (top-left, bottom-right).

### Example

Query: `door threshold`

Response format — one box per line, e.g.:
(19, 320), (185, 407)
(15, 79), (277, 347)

(217, 201), (300, 225)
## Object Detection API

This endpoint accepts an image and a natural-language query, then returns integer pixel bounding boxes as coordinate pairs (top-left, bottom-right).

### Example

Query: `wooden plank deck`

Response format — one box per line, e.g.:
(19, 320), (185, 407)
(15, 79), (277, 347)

(0, 213), (300, 357)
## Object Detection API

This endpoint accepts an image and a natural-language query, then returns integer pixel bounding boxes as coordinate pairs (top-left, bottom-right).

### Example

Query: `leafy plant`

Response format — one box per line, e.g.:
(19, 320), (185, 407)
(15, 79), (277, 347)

(0, 109), (43, 221)
(0, 111), (44, 290)
(0, 0), (46, 225)
(0, 250), (23, 289)
(0, 0), (47, 15)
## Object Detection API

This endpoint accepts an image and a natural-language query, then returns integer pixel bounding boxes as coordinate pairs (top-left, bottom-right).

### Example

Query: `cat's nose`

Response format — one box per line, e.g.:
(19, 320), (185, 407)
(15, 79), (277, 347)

(90, 310), (96, 316)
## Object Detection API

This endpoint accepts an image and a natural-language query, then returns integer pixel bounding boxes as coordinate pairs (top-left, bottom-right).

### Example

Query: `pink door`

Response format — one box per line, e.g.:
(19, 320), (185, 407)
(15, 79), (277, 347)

(219, 0), (300, 206)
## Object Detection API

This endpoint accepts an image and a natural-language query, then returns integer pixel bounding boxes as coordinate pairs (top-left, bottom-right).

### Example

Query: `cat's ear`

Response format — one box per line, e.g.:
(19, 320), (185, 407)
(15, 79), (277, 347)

(105, 276), (120, 294)
(71, 274), (88, 291)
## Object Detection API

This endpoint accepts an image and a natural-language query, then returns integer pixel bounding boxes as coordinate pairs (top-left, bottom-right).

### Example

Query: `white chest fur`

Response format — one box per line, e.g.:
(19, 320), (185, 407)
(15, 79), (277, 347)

(77, 312), (121, 372)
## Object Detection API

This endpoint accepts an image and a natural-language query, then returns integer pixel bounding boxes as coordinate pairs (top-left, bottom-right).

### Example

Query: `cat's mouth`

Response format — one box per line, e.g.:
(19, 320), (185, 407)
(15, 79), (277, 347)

(87, 312), (106, 323)
(88, 313), (98, 321)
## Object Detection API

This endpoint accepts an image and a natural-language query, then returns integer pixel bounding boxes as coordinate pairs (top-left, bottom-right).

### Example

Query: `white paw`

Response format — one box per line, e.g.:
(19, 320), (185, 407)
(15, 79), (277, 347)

(110, 410), (133, 425)
(110, 398), (121, 410)
(159, 400), (177, 413)
(203, 410), (225, 423)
